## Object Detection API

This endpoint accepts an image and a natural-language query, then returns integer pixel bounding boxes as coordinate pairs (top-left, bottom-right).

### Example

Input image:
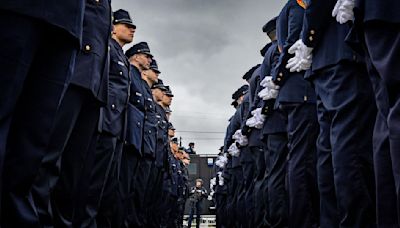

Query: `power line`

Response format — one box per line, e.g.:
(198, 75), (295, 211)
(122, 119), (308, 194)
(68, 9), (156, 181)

(176, 130), (225, 134)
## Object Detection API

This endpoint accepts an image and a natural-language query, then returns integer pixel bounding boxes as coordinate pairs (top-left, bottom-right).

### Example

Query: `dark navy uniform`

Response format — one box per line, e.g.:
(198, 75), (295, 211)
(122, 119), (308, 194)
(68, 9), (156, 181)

(123, 63), (146, 226)
(0, 1), (85, 226)
(242, 66), (268, 227)
(302, 0), (376, 227)
(351, 0), (400, 225)
(24, 2), (112, 227)
(273, 1), (319, 227)
(261, 40), (289, 228)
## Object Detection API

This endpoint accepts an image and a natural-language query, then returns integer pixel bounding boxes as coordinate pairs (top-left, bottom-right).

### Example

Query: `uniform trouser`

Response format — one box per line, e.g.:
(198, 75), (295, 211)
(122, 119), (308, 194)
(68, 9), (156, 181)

(28, 85), (100, 227)
(230, 166), (243, 228)
(160, 191), (177, 228)
(365, 21), (400, 226)
(250, 145), (267, 227)
(280, 103), (319, 228)
(82, 134), (124, 228)
(0, 10), (77, 227)
(365, 41), (399, 227)
(266, 133), (288, 228)
(313, 62), (376, 228)
(188, 201), (202, 228)
(120, 146), (140, 228)
(129, 156), (153, 227)
(146, 165), (164, 228)
(241, 147), (256, 228)
(215, 192), (227, 228)
(224, 167), (238, 227)
(50, 111), (101, 227)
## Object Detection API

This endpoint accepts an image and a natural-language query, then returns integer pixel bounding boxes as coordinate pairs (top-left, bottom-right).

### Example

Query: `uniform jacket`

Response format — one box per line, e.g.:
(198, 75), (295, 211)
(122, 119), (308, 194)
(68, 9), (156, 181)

(141, 82), (158, 159)
(273, 0), (316, 104)
(125, 65), (145, 155)
(98, 38), (130, 138)
(356, 0), (400, 23)
(69, 0), (111, 103)
(155, 103), (169, 169)
(302, 0), (363, 72)
(260, 41), (288, 135)
(0, 0), (85, 43)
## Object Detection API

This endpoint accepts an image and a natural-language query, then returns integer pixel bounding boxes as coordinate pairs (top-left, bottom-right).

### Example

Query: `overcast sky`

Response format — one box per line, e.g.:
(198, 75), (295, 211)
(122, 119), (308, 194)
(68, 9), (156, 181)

(113, 0), (286, 155)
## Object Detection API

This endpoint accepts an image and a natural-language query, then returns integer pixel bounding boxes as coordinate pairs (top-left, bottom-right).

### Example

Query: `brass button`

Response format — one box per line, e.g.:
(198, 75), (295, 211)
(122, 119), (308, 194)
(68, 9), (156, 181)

(95, 0), (100, 2)
(149, 130), (152, 133)
(279, 72), (283, 77)
(309, 36), (313, 41)
(277, 78), (281, 81)
(119, 71), (123, 75)
(137, 100), (140, 103)
(310, 30), (315, 35)
(85, 45), (91, 51)
(111, 104), (116, 109)
(304, 96), (308, 101)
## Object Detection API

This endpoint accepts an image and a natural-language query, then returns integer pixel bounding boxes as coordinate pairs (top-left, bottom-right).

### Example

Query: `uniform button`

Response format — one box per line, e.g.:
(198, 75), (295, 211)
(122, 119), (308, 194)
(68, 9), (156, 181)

(150, 105), (152, 109)
(309, 36), (313, 41)
(137, 100), (140, 103)
(119, 71), (123, 75)
(137, 122), (141, 126)
(310, 30), (315, 35)
(111, 104), (116, 109)
(279, 72), (283, 77)
(277, 78), (281, 81)
(149, 130), (152, 133)
(85, 45), (91, 51)
(95, 0), (100, 2)
(124, 140), (127, 145)
(304, 96), (308, 101)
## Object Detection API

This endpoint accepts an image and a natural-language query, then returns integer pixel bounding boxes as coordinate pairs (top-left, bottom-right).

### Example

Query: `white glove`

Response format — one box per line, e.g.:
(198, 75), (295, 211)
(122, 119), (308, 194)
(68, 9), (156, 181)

(246, 108), (266, 128)
(286, 39), (313, 72)
(260, 76), (280, 90)
(246, 116), (258, 128)
(215, 154), (228, 168)
(210, 177), (217, 186)
(332, 0), (355, 24)
(232, 129), (248, 146)
(228, 143), (240, 157)
(258, 87), (279, 100)
(217, 172), (224, 186)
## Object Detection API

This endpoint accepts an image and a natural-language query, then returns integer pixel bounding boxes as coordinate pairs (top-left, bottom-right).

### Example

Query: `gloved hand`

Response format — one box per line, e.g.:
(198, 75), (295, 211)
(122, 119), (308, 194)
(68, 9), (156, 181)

(332, 0), (355, 24)
(228, 143), (240, 157)
(286, 39), (313, 72)
(233, 129), (248, 146)
(210, 177), (217, 186)
(258, 87), (279, 100)
(251, 108), (266, 129)
(260, 76), (280, 90)
(215, 154), (228, 168)
(246, 116), (258, 128)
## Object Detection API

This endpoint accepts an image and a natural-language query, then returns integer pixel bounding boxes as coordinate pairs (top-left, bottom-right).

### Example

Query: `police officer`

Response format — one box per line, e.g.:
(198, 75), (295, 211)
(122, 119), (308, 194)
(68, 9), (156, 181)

(0, 1), (84, 226)
(223, 85), (249, 227)
(86, 9), (135, 228)
(349, 0), (400, 225)
(287, 0), (377, 226)
(26, 2), (112, 227)
(187, 179), (208, 228)
(260, 17), (289, 228)
(241, 65), (265, 228)
(272, 1), (320, 227)
(122, 42), (152, 226)
(125, 42), (157, 227)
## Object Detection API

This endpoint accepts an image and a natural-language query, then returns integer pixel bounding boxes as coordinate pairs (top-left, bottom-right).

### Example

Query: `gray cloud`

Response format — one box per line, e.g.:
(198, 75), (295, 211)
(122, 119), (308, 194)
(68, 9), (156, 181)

(113, 0), (286, 154)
